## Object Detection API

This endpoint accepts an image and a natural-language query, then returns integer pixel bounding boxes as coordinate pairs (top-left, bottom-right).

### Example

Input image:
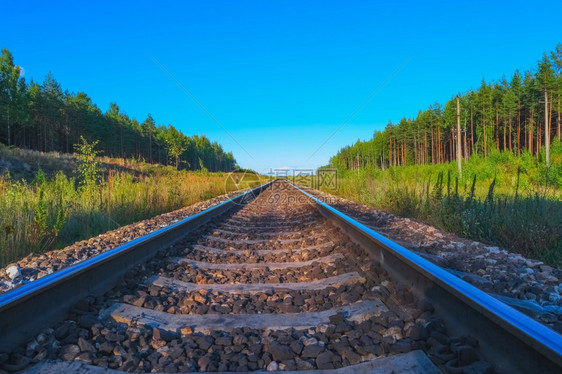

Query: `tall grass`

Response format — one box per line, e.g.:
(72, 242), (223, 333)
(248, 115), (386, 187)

(0, 170), (243, 267)
(324, 153), (562, 266)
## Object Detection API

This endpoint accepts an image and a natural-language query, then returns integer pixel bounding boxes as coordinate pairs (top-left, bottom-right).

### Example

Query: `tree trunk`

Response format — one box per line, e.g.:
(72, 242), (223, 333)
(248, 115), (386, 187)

(414, 134), (417, 164)
(537, 122), (540, 157)
(482, 104), (486, 156)
(503, 117), (507, 151)
(556, 94), (560, 140)
(529, 107), (534, 155)
(388, 135), (392, 167)
(424, 127), (428, 164)
(508, 118), (512, 153)
(437, 123), (441, 163)
(394, 139), (397, 167)
(470, 105), (474, 156)
(517, 99), (521, 155)
(431, 124), (435, 164)
(494, 107), (500, 151)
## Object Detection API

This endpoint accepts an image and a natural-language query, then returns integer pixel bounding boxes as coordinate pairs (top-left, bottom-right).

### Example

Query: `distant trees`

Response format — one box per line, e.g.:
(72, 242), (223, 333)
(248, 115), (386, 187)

(0, 49), (21, 147)
(0, 48), (236, 172)
(330, 44), (562, 171)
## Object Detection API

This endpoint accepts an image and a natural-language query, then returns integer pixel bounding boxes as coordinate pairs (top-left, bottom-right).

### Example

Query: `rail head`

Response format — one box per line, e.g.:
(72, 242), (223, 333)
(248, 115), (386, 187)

(287, 181), (562, 373)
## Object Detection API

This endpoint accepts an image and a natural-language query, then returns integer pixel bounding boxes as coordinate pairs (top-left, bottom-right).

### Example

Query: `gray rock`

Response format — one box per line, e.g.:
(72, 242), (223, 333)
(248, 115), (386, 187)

(316, 351), (335, 369)
(295, 357), (315, 370)
(6, 265), (21, 280)
(266, 361), (279, 371)
(153, 327), (178, 342)
(389, 339), (413, 353)
(302, 337), (318, 346)
(196, 336), (213, 350)
(197, 356), (211, 371)
(75, 352), (95, 363)
(301, 344), (325, 358)
(338, 346), (361, 365)
(60, 344), (80, 361)
(105, 332), (125, 342)
(248, 343), (263, 354)
(98, 342), (114, 355)
(268, 342), (294, 362)
(405, 323), (429, 340)
(163, 362), (178, 373)
(290, 340), (303, 354)
(77, 337), (96, 352)
(215, 336), (233, 346)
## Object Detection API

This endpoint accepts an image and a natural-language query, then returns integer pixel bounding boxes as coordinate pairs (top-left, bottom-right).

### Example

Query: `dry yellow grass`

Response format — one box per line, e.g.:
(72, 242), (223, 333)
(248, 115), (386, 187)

(0, 166), (256, 267)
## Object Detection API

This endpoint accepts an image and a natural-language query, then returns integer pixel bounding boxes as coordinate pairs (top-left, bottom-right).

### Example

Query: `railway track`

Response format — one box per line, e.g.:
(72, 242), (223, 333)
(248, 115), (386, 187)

(0, 180), (560, 373)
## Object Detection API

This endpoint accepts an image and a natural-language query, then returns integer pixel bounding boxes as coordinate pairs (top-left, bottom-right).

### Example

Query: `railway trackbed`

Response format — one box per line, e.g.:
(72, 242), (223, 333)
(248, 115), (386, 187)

(0, 180), (560, 373)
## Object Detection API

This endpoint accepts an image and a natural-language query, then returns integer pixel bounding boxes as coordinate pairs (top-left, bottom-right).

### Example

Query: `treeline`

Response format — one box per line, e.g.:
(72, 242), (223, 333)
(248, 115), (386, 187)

(0, 48), (237, 171)
(331, 45), (562, 170)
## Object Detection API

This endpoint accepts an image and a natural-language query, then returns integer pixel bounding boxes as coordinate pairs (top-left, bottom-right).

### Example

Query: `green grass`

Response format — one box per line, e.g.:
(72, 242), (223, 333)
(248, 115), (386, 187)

(322, 149), (562, 266)
(0, 158), (256, 267)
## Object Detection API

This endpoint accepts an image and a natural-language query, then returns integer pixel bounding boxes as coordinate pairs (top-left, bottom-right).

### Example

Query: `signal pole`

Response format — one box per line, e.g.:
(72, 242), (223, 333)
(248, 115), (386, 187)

(545, 90), (550, 167)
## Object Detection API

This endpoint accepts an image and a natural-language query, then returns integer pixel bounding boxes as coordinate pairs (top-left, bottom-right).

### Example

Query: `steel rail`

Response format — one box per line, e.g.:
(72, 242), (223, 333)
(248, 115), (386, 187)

(0, 181), (272, 351)
(288, 181), (562, 374)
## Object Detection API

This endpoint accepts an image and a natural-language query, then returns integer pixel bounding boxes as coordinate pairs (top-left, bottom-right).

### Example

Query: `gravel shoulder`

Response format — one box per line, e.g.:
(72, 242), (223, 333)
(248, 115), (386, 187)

(303, 187), (562, 333)
(0, 189), (248, 295)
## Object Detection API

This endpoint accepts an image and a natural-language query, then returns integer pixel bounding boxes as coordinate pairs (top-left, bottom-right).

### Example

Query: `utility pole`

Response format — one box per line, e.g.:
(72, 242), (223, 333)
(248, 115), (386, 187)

(456, 95), (462, 178)
(545, 89), (550, 167)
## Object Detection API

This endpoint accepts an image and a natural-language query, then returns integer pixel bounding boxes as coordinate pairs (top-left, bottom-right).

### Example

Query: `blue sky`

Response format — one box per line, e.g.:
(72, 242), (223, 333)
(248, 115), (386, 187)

(2, 1), (560, 173)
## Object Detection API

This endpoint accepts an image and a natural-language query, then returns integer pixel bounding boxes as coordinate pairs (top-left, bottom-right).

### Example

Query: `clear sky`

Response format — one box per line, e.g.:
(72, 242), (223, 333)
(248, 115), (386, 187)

(2, 0), (560, 173)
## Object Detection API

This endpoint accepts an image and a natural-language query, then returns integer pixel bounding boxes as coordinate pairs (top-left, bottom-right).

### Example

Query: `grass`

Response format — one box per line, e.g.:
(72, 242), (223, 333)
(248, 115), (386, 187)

(321, 149), (562, 267)
(0, 146), (261, 267)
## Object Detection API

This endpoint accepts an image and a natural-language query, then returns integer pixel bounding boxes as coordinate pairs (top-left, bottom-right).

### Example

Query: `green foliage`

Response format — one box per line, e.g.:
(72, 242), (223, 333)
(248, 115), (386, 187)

(330, 44), (562, 172)
(75, 136), (102, 190)
(29, 182), (67, 253)
(0, 49), (237, 172)
(198, 158), (209, 174)
(32, 188), (48, 247)
(323, 158), (562, 266)
(33, 168), (46, 185)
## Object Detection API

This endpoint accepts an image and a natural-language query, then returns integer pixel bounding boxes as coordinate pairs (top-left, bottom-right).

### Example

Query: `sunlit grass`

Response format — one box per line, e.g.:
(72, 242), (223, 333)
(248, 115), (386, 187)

(0, 167), (251, 267)
(322, 161), (562, 266)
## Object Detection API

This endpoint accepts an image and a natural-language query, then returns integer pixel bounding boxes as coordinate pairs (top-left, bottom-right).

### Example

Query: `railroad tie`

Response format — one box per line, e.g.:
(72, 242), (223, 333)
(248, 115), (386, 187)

(202, 232), (326, 245)
(224, 218), (318, 229)
(101, 299), (388, 334)
(221, 222), (314, 232)
(174, 253), (344, 270)
(148, 272), (366, 294)
(191, 241), (334, 256)
(209, 228), (304, 237)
